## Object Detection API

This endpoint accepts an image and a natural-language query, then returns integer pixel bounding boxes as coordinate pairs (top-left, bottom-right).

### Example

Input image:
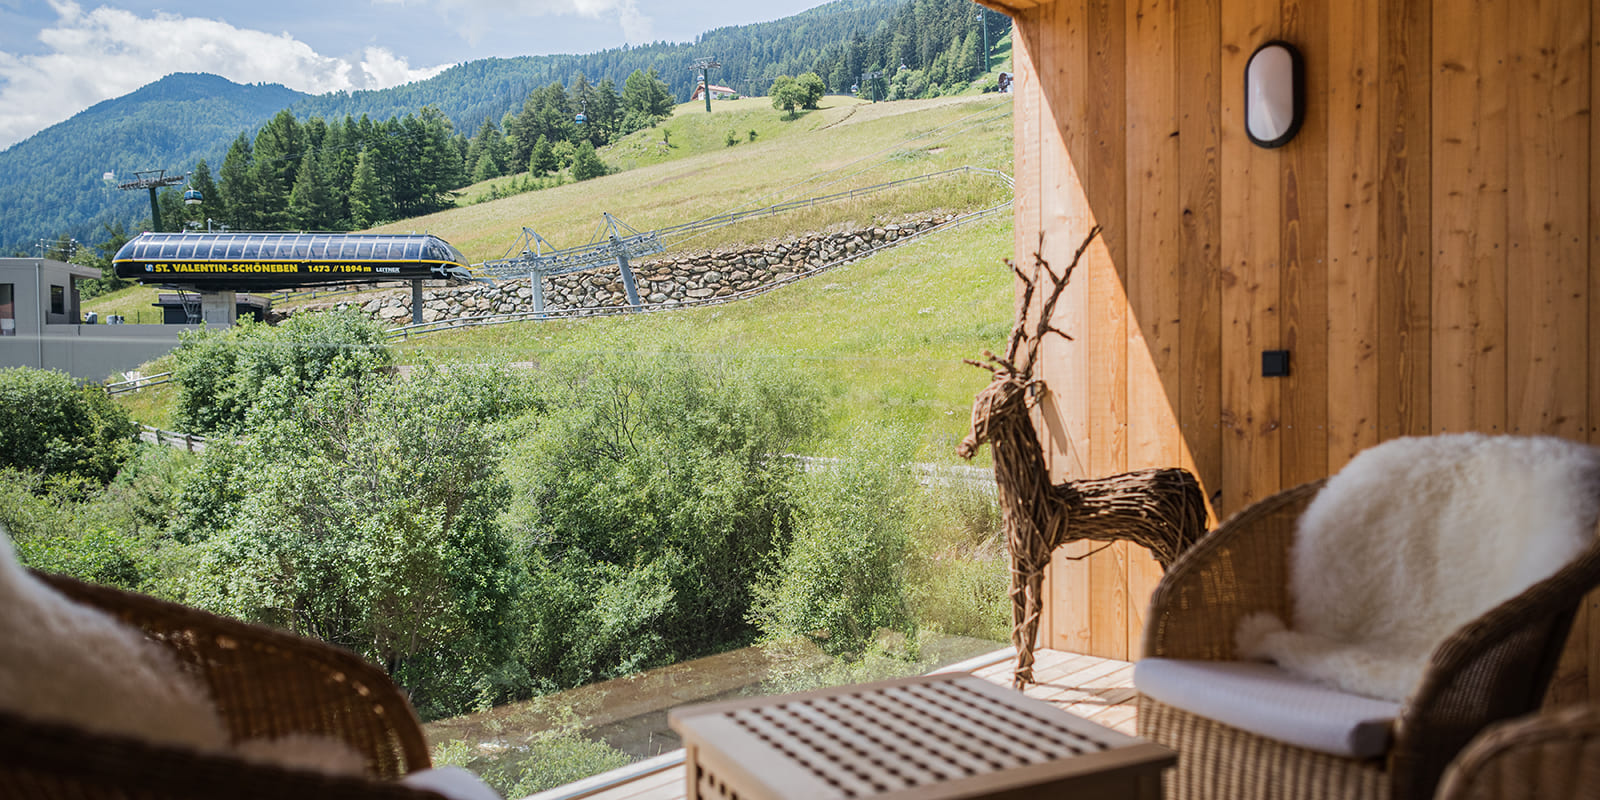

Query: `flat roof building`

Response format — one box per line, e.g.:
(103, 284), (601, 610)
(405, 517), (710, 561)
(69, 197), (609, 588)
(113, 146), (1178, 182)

(0, 257), (196, 381)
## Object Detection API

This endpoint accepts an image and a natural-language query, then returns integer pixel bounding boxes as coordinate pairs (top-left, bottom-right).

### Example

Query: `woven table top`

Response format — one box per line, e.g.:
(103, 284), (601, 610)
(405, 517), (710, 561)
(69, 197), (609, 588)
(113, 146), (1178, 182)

(669, 672), (1173, 800)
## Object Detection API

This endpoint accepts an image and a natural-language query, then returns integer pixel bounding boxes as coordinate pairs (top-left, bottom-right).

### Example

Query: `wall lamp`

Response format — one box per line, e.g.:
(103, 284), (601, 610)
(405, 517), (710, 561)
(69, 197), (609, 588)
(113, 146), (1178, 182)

(1245, 41), (1305, 148)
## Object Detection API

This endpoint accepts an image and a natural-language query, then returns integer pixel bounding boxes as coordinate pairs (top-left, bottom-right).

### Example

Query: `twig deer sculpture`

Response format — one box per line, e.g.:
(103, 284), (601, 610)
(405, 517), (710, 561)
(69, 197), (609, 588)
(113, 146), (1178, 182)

(958, 227), (1206, 688)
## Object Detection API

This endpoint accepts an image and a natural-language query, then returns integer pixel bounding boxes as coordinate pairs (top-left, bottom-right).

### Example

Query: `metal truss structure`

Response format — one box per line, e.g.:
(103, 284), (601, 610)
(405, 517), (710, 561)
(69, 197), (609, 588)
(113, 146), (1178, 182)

(475, 213), (663, 311)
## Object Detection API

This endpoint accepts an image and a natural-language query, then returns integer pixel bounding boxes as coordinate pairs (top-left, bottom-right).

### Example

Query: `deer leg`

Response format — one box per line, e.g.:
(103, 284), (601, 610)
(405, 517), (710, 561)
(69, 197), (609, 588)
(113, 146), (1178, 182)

(1010, 553), (1048, 689)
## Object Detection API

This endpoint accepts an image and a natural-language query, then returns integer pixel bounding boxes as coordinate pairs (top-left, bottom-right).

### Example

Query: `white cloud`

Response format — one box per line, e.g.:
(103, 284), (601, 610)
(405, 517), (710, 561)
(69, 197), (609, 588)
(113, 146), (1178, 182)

(0, 0), (448, 149)
(377, 0), (653, 48)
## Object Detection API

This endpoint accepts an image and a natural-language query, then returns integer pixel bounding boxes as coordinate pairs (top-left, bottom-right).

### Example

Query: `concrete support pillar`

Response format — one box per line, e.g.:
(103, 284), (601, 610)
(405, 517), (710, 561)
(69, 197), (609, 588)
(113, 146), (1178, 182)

(200, 290), (236, 327)
(412, 280), (424, 325)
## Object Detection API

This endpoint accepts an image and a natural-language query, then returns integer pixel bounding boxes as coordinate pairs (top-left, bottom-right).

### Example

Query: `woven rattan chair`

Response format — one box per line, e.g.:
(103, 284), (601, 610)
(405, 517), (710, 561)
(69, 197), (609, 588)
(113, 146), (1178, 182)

(0, 570), (446, 800)
(1136, 479), (1600, 800)
(1434, 703), (1600, 800)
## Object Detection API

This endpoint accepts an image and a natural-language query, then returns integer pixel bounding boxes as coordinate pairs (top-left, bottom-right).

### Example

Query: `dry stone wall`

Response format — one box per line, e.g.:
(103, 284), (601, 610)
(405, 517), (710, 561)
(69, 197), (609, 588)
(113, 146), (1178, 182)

(288, 216), (954, 324)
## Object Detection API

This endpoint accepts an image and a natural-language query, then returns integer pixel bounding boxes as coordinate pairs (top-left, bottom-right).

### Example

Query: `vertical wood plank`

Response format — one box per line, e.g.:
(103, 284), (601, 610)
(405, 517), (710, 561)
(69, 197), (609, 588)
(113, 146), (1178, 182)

(1589, 2), (1600, 711)
(1511, 0), (1592, 706)
(1033, 0), (1097, 655)
(1086, 0), (1131, 659)
(1377, 0), (1432, 441)
(1178, 0), (1224, 517)
(1124, 0), (1182, 656)
(1326, 0), (1381, 471)
(1014, 8), (1044, 319)
(1218, 0), (1283, 516)
(1280, 0), (1330, 488)
(1011, 7), (1053, 651)
(1506, 0), (1590, 441)
(1431, 0), (1509, 436)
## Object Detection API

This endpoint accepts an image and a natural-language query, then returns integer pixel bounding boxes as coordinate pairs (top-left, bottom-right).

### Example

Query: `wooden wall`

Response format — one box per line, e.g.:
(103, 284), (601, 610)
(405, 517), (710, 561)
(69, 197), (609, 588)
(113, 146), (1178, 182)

(987, 0), (1600, 703)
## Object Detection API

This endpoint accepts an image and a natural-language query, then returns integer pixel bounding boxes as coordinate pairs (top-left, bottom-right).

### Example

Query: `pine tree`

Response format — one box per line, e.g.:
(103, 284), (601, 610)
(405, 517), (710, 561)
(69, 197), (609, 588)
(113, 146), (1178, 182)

(251, 110), (303, 229)
(287, 149), (334, 230)
(187, 159), (221, 229)
(570, 141), (606, 181)
(218, 133), (261, 230)
(530, 135), (556, 176)
(349, 149), (388, 230)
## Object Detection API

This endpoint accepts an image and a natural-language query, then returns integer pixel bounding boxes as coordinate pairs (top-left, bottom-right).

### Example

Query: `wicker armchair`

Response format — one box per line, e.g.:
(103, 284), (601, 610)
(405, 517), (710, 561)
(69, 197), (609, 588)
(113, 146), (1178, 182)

(1435, 703), (1600, 800)
(0, 570), (446, 800)
(1136, 480), (1600, 800)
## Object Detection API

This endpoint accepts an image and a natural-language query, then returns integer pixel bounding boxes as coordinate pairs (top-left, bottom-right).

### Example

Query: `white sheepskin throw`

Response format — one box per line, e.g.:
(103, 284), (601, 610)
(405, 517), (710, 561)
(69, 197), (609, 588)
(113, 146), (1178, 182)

(1237, 434), (1600, 703)
(0, 528), (365, 776)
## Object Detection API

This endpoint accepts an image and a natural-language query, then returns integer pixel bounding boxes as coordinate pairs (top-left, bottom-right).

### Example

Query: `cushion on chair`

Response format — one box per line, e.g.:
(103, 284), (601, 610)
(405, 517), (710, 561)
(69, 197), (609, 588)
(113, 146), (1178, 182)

(1238, 433), (1600, 702)
(1135, 657), (1401, 758)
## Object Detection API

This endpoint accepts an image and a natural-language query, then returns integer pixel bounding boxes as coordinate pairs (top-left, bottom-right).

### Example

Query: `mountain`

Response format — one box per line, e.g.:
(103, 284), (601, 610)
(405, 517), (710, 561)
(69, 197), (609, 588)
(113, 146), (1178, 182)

(0, 74), (310, 254)
(0, 0), (1006, 255)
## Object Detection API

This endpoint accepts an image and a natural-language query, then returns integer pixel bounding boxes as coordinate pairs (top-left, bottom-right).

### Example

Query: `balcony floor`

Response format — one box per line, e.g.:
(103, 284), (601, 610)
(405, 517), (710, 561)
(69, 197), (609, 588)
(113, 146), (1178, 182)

(525, 648), (1136, 800)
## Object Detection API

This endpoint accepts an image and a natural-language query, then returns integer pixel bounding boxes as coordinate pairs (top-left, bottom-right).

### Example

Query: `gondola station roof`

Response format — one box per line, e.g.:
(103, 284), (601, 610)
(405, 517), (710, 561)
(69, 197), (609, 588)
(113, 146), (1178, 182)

(113, 232), (474, 291)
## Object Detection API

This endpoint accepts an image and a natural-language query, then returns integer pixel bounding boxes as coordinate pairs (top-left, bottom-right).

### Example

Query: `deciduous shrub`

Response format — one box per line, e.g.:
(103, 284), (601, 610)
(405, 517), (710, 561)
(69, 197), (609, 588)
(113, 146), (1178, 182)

(170, 311), (392, 435)
(0, 366), (136, 487)
(507, 354), (821, 688)
(179, 362), (536, 718)
(752, 433), (919, 659)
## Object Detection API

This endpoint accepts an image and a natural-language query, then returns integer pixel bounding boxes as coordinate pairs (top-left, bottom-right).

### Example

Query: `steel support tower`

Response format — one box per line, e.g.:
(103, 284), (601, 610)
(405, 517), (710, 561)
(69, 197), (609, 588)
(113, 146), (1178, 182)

(117, 169), (185, 233)
(691, 57), (722, 113)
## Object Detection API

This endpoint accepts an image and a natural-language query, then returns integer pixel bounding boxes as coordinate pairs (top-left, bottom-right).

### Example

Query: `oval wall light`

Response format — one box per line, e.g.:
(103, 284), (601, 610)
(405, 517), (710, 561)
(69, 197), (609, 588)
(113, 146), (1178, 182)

(1245, 41), (1304, 148)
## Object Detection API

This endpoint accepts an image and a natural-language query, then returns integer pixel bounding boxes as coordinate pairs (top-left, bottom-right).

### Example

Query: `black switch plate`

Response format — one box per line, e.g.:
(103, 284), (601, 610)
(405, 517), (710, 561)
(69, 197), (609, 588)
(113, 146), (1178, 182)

(1262, 350), (1290, 377)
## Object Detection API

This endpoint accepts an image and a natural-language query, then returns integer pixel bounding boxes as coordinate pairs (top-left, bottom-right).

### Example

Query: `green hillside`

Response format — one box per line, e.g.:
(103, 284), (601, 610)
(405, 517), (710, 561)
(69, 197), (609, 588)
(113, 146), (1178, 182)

(384, 93), (1014, 259)
(100, 93), (1017, 462)
(2, 0), (1012, 255)
(393, 93), (1017, 462)
(404, 214), (1014, 463)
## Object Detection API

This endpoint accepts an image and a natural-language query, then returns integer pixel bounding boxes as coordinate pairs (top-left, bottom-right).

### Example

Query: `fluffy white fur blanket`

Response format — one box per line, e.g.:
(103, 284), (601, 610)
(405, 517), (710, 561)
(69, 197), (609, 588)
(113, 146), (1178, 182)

(1237, 434), (1600, 703)
(0, 528), (364, 775)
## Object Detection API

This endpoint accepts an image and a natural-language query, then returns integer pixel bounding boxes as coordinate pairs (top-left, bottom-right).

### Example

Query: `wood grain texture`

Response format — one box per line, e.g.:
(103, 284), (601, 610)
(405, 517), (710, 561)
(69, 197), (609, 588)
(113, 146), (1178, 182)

(1123, 0), (1181, 657)
(1218, 0), (1284, 517)
(1325, 0), (1381, 472)
(1506, 0), (1590, 440)
(1085, 0), (1131, 659)
(1430, 0), (1508, 436)
(1012, 9), (1050, 652)
(1377, 0), (1431, 440)
(1032, 0), (1096, 655)
(1177, 0), (1223, 519)
(1515, 0), (1592, 707)
(1279, 0), (1331, 489)
(1589, 8), (1600, 709)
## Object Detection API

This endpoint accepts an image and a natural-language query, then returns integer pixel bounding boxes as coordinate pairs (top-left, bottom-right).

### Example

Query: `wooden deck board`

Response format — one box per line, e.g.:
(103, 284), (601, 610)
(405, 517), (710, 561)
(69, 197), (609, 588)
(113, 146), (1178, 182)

(544, 648), (1138, 800)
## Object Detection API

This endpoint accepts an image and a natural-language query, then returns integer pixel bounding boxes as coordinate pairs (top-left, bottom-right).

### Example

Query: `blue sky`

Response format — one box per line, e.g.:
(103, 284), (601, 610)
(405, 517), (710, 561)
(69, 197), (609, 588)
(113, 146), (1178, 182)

(0, 0), (827, 150)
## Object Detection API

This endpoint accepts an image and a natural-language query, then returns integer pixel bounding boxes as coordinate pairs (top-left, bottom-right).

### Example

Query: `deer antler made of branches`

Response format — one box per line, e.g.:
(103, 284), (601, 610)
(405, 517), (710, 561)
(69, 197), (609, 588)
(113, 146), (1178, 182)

(964, 225), (1100, 385)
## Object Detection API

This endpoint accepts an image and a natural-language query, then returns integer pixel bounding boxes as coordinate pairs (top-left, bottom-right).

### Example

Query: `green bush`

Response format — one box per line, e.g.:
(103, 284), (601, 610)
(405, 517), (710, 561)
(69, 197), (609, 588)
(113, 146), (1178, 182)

(906, 482), (1008, 641)
(570, 142), (608, 181)
(0, 447), (197, 591)
(179, 362), (536, 718)
(434, 729), (631, 798)
(752, 433), (919, 659)
(0, 367), (136, 487)
(506, 354), (821, 688)
(170, 312), (392, 435)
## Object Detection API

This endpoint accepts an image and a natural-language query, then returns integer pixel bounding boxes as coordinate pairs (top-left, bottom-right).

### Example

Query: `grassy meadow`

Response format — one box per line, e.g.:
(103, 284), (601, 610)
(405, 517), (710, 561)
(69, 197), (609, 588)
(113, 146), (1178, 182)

(401, 214), (1015, 463)
(99, 92), (1018, 462)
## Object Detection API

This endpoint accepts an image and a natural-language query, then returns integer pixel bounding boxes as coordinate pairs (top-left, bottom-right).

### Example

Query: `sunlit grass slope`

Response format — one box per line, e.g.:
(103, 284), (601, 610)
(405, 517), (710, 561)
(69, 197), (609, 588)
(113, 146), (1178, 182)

(382, 94), (1014, 260)
(82, 287), (165, 325)
(400, 213), (1015, 463)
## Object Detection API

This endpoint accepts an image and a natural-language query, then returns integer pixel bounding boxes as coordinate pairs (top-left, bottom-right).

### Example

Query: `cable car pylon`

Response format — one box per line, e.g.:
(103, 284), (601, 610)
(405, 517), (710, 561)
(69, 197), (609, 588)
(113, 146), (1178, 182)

(476, 213), (663, 311)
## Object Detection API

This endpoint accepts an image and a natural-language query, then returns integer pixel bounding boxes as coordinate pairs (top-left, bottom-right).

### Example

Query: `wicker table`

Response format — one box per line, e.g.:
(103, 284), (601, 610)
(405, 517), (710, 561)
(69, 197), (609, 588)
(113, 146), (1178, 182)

(668, 672), (1174, 800)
